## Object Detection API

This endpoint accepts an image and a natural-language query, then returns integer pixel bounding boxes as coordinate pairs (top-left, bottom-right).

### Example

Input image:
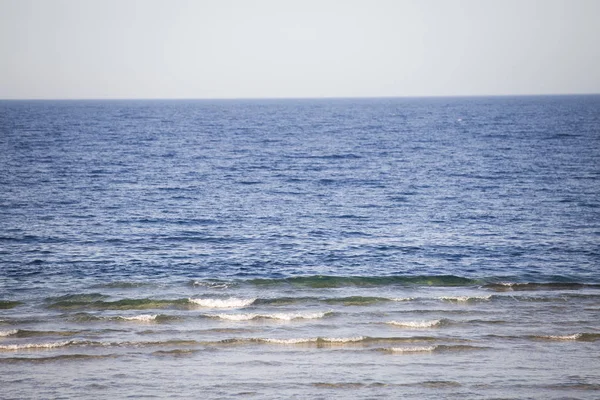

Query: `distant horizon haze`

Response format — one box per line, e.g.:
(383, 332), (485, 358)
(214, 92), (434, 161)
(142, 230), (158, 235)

(1, 0), (599, 100)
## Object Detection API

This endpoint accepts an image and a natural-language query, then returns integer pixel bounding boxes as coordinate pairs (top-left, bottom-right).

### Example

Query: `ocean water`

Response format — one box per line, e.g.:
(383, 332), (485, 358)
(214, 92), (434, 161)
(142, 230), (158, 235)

(1, 96), (599, 399)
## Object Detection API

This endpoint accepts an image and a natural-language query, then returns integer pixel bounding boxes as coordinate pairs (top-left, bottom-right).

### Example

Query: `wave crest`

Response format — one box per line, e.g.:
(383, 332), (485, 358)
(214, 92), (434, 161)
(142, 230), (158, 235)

(117, 314), (158, 322)
(386, 345), (437, 353)
(0, 340), (79, 351)
(209, 311), (330, 321)
(387, 320), (443, 328)
(188, 297), (255, 308)
(440, 295), (491, 303)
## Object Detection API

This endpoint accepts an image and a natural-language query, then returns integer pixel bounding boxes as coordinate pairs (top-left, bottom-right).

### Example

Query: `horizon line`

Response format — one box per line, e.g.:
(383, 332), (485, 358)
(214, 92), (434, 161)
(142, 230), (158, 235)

(1, 92), (599, 101)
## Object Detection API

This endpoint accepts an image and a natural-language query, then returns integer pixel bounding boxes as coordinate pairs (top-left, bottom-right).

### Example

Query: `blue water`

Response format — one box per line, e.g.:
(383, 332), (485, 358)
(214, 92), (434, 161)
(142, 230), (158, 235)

(1, 96), (599, 399)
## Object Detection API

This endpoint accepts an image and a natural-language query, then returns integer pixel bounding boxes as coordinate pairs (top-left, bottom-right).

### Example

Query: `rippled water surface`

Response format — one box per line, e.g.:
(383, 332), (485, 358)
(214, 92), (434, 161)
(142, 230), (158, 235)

(1, 96), (599, 399)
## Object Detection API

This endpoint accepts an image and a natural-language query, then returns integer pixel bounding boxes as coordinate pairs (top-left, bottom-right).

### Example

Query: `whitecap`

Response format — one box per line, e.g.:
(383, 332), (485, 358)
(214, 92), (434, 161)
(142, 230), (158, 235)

(540, 333), (582, 340)
(192, 281), (231, 289)
(261, 337), (317, 344)
(261, 336), (365, 344)
(0, 329), (19, 337)
(117, 314), (158, 322)
(440, 295), (491, 302)
(210, 311), (329, 321)
(387, 320), (442, 328)
(387, 345), (437, 353)
(320, 336), (365, 343)
(0, 340), (76, 351)
(188, 297), (256, 308)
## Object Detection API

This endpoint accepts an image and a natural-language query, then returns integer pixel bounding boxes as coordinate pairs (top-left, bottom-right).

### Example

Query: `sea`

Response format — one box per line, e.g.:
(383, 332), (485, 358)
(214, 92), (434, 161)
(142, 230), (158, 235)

(1, 95), (599, 399)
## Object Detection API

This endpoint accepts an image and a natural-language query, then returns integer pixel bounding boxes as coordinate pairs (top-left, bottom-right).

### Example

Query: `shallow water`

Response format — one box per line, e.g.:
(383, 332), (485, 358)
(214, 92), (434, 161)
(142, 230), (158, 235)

(1, 96), (599, 399)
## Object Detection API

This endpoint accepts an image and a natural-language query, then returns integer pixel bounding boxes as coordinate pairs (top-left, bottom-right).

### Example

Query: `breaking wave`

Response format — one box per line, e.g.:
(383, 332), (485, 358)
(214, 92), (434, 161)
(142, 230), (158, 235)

(116, 314), (159, 322)
(188, 297), (256, 308)
(0, 340), (81, 351)
(208, 311), (331, 321)
(259, 336), (366, 345)
(439, 295), (492, 303)
(383, 345), (484, 353)
(531, 333), (600, 341)
(386, 319), (444, 328)
(247, 275), (480, 288)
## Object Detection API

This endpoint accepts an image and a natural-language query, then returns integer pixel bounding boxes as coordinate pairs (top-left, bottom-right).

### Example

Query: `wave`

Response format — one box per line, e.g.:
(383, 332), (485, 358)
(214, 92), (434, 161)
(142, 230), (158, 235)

(322, 296), (393, 306)
(116, 314), (159, 322)
(247, 275), (480, 288)
(0, 340), (80, 351)
(484, 282), (600, 291)
(91, 281), (152, 289)
(386, 319), (444, 328)
(67, 313), (178, 323)
(188, 297), (256, 308)
(312, 380), (462, 389)
(217, 336), (440, 347)
(439, 295), (492, 303)
(49, 295), (260, 311)
(152, 349), (201, 357)
(189, 275), (600, 290)
(0, 301), (21, 310)
(383, 344), (485, 354)
(0, 339), (201, 352)
(0, 354), (116, 363)
(255, 297), (319, 306)
(190, 280), (233, 289)
(0, 329), (81, 338)
(48, 297), (190, 311)
(46, 293), (110, 303)
(256, 296), (414, 306)
(384, 345), (438, 353)
(531, 333), (600, 342)
(207, 311), (331, 321)
(259, 336), (366, 345)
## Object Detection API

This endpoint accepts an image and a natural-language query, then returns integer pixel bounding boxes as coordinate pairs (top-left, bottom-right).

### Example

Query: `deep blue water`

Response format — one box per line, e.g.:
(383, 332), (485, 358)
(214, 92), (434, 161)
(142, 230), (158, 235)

(1, 96), (600, 399)
(1, 96), (599, 283)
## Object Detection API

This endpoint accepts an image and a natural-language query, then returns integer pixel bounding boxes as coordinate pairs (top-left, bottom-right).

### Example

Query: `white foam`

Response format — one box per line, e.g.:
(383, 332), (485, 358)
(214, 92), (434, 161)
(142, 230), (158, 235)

(118, 314), (158, 322)
(321, 336), (365, 343)
(0, 340), (75, 351)
(391, 297), (415, 302)
(192, 281), (231, 289)
(542, 333), (582, 340)
(189, 297), (256, 308)
(388, 345), (437, 353)
(261, 336), (365, 344)
(211, 311), (328, 321)
(387, 320), (441, 328)
(440, 295), (491, 302)
(0, 329), (18, 337)
(262, 337), (317, 344)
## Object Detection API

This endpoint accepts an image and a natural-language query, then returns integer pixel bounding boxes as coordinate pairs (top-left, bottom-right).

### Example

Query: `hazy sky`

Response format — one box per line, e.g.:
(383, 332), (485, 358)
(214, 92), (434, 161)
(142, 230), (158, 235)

(1, 0), (599, 99)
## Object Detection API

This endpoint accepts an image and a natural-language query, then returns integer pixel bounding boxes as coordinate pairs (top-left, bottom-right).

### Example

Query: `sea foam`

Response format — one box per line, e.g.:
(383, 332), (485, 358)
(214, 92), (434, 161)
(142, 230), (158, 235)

(387, 320), (442, 328)
(440, 295), (491, 302)
(210, 311), (329, 321)
(0, 340), (77, 351)
(387, 345), (437, 353)
(188, 297), (256, 308)
(117, 314), (158, 322)
(261, 336), (365, 344)
(538, 333), (583, 341)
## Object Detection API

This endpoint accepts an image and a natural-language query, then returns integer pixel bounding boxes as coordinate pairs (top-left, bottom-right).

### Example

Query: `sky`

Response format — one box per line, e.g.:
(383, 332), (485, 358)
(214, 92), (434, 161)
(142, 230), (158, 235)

(1, 0), (599, 99)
